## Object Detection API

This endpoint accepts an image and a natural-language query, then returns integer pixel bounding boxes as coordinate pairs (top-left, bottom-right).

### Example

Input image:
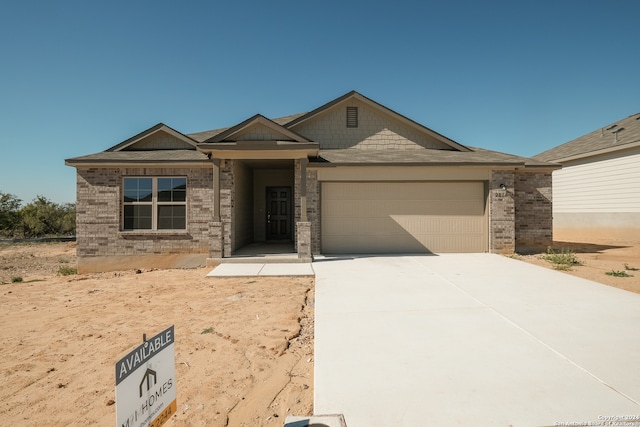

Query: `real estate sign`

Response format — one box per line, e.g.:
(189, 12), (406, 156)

(115, 325), (176, 427)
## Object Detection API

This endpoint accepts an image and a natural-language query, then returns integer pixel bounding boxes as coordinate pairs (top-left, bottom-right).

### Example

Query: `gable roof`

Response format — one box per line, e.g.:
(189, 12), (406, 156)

(106, 123), (198, 152)
(187, 113), (308, 143)
(285, 90), (472, 152)
(65, 91), (559, 170)
(202, 114), (312, 143)
(534, 112), (640, 163)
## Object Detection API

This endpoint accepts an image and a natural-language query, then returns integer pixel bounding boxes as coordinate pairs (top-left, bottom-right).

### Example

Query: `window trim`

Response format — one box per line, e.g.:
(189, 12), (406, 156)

(122, 176), (187, 232)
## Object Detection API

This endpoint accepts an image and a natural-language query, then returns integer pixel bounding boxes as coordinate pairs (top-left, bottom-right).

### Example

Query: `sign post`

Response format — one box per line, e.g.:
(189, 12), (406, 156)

(115, 326), (177, 427)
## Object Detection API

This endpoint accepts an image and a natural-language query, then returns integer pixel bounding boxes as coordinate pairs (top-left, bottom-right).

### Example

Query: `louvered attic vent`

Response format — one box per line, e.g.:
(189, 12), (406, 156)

(346, 106), (358, 128)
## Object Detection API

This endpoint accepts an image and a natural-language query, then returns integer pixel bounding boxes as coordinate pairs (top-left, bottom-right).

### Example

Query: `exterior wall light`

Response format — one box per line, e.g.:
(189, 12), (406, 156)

(499, 184), (507, 190)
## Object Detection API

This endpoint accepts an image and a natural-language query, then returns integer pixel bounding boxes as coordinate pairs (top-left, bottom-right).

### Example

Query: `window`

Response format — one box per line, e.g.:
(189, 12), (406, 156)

(123, 177), (186, 231)
(346, 106), (358, 128)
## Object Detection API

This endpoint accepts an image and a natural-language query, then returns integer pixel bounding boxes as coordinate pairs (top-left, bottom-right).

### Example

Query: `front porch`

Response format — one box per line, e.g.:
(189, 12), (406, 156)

(209, 241), (307, 264)
(205, 158), (313, 264)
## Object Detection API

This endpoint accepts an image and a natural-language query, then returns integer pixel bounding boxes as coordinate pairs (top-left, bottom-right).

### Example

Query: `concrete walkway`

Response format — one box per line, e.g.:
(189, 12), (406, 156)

(206, 263), (315, 277)
(313, 254), (640, 426)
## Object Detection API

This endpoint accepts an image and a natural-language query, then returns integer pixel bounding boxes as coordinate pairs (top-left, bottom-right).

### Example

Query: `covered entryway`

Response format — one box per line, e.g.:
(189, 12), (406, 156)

(265, 186), (292, 241)
(321, 181), (487, 253)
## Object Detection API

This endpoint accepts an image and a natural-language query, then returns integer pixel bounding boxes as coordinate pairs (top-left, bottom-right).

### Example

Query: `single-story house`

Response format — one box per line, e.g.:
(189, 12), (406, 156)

(534, 112), (640, 242)
(65, 91), (558, 272)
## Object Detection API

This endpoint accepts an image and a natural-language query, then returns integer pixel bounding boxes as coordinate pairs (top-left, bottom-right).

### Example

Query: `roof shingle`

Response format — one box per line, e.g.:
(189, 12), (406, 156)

(534, 113), (640, 162)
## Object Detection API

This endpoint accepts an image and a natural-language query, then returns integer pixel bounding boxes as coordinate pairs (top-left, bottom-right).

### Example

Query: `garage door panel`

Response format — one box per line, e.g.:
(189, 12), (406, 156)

(321, 182), (487, 253)
(325, 200), (484, 217)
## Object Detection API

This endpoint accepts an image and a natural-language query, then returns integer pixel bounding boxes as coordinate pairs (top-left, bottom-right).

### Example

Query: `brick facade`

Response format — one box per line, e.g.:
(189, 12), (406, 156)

(488, 170), (553, 254)
(514, 171), (553, 253)
(76, 167), (214, 268)
(489, 170), (516, 253)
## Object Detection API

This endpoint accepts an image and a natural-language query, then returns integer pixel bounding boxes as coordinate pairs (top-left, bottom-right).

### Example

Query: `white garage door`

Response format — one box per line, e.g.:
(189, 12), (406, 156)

(321, 182), (487, 253)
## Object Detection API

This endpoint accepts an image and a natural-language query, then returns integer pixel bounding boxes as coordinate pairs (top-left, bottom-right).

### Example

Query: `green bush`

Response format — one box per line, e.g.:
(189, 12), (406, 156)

(542, 247), (582, 270)
(58, 266), (77, 276)
(606, 270), (633, 278)
(11, 276), (23, 283)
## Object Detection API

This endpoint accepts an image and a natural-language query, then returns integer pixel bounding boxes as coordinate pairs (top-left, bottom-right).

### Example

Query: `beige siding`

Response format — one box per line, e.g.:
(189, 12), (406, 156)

(322, 182), (487, 253)
(127, 131), (195, 150)
(553, 146), (640, 214)
(234, 123), (291, 141)
(292, 99), (451, 150)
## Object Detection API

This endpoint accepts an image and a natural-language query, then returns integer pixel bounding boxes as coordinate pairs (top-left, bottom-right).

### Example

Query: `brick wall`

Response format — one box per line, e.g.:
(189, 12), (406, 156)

(307, 169), (320, 254)
(489, 170), (515, 253)
(75, 167), (213, 258)
(220, 161), (234, 256)
(514, 171), (553, 253)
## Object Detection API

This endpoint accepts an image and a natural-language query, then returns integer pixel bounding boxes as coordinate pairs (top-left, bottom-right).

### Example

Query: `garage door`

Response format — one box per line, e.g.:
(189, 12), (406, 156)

(321, 182), (487, 253)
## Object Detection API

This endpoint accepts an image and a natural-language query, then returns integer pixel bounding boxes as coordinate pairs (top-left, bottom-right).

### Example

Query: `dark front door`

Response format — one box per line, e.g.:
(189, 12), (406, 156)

(266, 187), (292, 240)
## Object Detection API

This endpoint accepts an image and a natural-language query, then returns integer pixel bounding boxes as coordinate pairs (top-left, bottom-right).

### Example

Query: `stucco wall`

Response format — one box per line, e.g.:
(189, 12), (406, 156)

(233, 161), (253, 249)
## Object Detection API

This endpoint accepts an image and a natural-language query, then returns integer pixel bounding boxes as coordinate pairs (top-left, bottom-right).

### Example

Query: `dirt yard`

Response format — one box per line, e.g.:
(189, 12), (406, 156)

(0, 242), (314, 426)
(515, 236), (640, 294)
(1, 238), (638, 427)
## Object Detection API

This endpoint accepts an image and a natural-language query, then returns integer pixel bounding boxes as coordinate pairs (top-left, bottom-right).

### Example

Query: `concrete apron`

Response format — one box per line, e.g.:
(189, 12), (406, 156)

(313, 254), (640, 427)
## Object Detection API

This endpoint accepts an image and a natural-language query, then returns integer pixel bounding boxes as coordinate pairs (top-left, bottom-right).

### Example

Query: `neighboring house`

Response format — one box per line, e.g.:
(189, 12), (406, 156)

(534, 113), (640, 242)
(65, 91), (558, 272)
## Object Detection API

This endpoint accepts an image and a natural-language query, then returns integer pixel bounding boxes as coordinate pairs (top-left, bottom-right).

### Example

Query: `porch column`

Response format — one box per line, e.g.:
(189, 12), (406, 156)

(300, 158), (308, 221)
(212, 158), (221, 222)
(297, 158), (311, 260)
(209, 158), (223, 259)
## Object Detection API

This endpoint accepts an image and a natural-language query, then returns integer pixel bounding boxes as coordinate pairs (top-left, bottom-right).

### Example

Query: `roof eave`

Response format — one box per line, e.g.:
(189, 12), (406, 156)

(65, 159), (211, 168)
(106, 123), (199, 152)
(550, 140), (640, 163)
(309, 161), (528, 168)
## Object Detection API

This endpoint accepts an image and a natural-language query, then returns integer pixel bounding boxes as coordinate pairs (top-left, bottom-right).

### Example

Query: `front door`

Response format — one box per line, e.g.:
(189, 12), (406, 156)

(266, 187), (292, 240)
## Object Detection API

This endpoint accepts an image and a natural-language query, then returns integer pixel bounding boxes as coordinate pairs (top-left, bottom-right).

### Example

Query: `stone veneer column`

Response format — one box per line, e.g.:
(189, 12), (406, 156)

(489, 170), (515, 253)
(220, 160), (234, 258)
(208, 158), (223, 258)
(208, 221), (223, 258)
(296, 222), (312, 260)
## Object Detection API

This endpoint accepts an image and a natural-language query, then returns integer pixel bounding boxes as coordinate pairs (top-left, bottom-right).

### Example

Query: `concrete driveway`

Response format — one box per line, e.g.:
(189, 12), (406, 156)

(313, 254), (640, 427)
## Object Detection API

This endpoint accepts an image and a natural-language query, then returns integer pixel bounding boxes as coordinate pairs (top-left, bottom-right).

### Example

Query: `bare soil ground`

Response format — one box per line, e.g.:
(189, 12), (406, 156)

(1, 237), (637, 426)
(514, 236), (640, 294)
(0, 242), (314, 426)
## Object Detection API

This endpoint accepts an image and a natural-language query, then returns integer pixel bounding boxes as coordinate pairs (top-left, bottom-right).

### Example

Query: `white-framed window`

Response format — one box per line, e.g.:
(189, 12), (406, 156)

(123, 177), (187, 231)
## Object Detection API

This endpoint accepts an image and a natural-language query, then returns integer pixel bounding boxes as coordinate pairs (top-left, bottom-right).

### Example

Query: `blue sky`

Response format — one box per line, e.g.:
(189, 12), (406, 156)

(1, 0), (639, 204)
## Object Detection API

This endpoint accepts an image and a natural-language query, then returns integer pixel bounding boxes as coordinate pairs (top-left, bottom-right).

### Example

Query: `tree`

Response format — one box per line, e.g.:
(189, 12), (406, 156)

(0, 192), (22, 237)
(20, 196), (76, 238)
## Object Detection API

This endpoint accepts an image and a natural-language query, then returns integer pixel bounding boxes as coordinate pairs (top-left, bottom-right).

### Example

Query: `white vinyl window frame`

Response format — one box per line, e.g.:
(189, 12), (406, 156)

(122, 177), (187, 231)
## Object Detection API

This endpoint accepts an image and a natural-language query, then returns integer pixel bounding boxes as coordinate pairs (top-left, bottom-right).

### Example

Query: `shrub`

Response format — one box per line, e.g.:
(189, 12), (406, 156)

(58, 266), (77, 276)
(11, 276), (23, 283)
(542, 247), (582, 270)
(606, 270), (633, 278)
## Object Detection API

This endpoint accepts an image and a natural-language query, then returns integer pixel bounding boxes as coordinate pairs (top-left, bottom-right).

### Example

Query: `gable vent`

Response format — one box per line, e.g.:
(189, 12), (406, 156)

(346, 106), (358, 128)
